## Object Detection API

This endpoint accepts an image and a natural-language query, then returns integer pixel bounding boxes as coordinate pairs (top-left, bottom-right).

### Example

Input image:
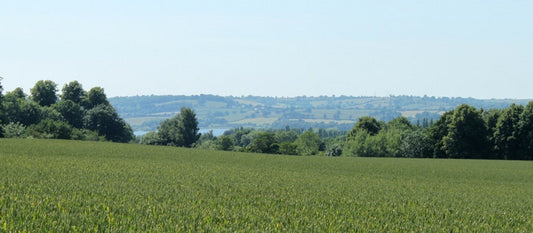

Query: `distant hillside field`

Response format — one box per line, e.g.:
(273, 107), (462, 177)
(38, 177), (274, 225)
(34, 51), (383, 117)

(1, 139), (532, 231)
(109, 95), (531, 132)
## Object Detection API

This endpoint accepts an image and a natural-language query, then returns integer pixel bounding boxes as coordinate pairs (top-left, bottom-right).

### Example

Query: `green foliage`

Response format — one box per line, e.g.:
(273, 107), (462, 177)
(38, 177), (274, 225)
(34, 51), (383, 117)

(295, 130), (321, 155)
(84, 87), (109, 109)
(348, 116), (383, 138)
(1, 122), (27, 138)
(278, 142), (298, 155)
(518, 102), (533, 160)
(247, 132), (279, 154)
(401, 129), (432, 158)
(493, 104), (524, 160)
(139, 131), (162, 145)
(324, 144), (343, 156)
(30, 80), (58, 107)
(61, 81), (86, 104)
(1, 80), (134, 143)
(28, 119), (73, 139)
(180, 107), (200, 147)
(428, 111), (453, 158)
(157, 107), (200, 147)
(84, 104), (134, 143)
(53, 100), (84, 128)
(70, 128), (104, 141)
(3, 139), (532, 231)
(274, 129), (298, 143)
(216, 135), (234, 151)
(442, 104), (488, 159)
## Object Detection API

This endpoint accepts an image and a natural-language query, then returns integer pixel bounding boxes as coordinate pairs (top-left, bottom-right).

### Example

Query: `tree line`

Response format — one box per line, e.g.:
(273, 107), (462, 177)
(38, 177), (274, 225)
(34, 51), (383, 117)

(155, 103), (533, 160)
(2, 78), (532, 160)
(0, 79), (133, 142)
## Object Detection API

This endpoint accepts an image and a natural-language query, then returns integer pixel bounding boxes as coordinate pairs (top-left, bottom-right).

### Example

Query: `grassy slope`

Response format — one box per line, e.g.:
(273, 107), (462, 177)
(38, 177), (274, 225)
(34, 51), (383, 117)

(1, 139), (532, 232)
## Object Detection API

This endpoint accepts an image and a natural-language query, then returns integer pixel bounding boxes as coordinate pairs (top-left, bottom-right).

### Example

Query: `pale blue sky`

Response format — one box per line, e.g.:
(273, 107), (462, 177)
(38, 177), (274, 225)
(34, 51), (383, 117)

(1, 0), (532, 99)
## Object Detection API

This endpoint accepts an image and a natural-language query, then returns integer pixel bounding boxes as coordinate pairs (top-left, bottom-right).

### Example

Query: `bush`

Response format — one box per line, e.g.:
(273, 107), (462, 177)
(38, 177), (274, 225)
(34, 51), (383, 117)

(2, 122), (27, 138)
(28, 119), (73, 139)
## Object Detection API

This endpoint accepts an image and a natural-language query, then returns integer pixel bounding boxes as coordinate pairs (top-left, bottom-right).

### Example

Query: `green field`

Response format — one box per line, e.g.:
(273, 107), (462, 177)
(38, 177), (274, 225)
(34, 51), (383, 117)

(1, 139), (532, 232)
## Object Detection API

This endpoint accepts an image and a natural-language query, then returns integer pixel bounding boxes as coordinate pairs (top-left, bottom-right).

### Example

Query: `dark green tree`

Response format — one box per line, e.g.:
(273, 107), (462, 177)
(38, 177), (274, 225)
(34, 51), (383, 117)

(442, 104), (488, 159)
(428, 111), (453, 158)
(248, 132), (278, 154)
(83, 87), (109, 109)
(3, 97), (42, 126)
(53, 100), (84, 128)
(493, 104), (523, 160)
(158, 115), (183, 146)
(179, 107), (200, 147)
(348, 116), (383, 138)
(61, 81), (86, 104)
(216, 135), (234, 151)
(518, 101), (533, 160)
(28, 119), (73, 139)
(30, 80), (58, 107)
(483, 108), (504, 158)
(158, 107), (200, 147)
(84, 104), (133, 143)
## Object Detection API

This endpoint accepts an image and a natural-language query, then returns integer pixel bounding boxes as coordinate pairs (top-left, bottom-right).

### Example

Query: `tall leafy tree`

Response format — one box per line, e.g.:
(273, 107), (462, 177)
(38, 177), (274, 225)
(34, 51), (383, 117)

(493, 104), (524, 160)
(61, 81), (86, 104)
(3, 89), (42, 126)
(518, 101), (533, 160)
(180, 107), (200, 147)
(158, 107), (200, 147)
(30, 80), (58, 107)
(483, 108), (504, 158)
(158, 116), (182, 146)
(428, 111), (454, 158)
(442, 104), (488, 159)
(53, 100), (84, 128)
(84, 104), (133, 142)
(348, 116), (383, 139)
(84, 87), (109, 109)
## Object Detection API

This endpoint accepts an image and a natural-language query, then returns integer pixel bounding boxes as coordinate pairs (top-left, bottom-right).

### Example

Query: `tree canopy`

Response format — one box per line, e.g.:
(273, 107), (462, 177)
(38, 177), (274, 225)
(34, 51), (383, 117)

(156, 107), (200, 147)
(1, 79), (133, 143)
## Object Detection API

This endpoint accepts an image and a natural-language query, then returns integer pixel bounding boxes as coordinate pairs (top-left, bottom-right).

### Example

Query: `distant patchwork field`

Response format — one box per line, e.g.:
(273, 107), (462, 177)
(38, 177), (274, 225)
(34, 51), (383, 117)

(109, 95), (531, 132)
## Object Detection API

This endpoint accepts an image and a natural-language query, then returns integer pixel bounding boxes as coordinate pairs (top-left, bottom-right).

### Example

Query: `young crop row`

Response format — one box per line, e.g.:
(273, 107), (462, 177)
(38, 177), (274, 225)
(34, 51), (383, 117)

(1, 139), (532, 232)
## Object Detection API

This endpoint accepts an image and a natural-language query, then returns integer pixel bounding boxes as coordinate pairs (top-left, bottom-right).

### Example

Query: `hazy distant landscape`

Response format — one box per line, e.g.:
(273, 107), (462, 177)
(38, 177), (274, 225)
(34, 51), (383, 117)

(110, 95), (531, 132)
(3, 0), (533, 231)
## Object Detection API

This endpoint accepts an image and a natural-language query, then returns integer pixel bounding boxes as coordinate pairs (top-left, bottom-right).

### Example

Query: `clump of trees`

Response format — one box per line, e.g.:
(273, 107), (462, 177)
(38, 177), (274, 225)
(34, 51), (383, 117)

(180, 102), (533, 160)
(343, 103), (533, 160)
(0, 79), (133, 142)
(188, 126), (336, 156)
(140, 107), (200, 147)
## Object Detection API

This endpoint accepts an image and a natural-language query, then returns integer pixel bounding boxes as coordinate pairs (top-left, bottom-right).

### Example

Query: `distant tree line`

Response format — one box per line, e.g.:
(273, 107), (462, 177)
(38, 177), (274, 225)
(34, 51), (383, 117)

(176, 102), (533, 160)
(3, 78), (531, 160)
(343, 103), (533, 160)
(0, 79), (133, 142)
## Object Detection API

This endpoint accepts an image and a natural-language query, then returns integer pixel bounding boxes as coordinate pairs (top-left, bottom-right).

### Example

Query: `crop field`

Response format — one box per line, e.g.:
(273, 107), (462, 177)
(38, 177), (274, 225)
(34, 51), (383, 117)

(1, 139), (532, 232)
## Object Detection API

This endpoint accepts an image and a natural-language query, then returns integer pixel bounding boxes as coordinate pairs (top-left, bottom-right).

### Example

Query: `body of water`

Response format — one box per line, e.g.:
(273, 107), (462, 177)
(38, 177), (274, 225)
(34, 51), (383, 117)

(135, 128), (228, 137)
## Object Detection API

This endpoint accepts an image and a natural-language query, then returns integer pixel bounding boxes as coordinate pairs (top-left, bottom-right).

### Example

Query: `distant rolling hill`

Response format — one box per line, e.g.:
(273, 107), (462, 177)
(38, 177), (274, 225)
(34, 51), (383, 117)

(109, 95), (531, 133)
